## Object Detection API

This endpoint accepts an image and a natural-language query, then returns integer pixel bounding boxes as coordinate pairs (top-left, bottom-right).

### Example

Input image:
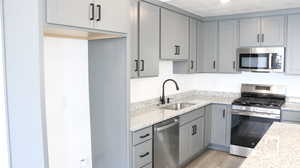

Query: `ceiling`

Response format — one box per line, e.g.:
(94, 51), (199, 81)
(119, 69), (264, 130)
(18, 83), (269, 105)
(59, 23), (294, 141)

(163, 0), (300, 17)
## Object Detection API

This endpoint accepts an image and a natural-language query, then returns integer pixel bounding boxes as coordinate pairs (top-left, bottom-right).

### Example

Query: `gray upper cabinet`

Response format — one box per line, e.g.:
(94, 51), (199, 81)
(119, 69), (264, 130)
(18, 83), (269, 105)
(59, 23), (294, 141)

(218, 20), (239, 73)
(210, 104), (228, 146)
(47, 0), (93, 29)
(239, 17), (261, 47)
(161, 9), (189, 60)
(198, 21), (218, 73)
(286, 14), (300, 75)
(130, 0), (139, 78)
(139, 2), (160, 77)
(189, 18), (198, 73)
(130, 1), (160, 78)
(261, 16), (285, 46)
(239, 16), (285, 47)
(47, 0), (128, 33)
(173, 18), (198, 74)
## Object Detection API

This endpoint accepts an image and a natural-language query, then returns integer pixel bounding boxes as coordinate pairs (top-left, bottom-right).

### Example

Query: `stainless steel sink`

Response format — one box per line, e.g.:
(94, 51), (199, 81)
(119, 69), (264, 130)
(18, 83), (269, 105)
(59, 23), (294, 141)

(160, 103), (196, 111)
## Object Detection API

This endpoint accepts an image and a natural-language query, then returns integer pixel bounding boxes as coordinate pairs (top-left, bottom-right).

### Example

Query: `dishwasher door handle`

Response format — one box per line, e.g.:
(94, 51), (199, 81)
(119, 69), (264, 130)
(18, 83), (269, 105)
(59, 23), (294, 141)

(155, 119), (179, 132)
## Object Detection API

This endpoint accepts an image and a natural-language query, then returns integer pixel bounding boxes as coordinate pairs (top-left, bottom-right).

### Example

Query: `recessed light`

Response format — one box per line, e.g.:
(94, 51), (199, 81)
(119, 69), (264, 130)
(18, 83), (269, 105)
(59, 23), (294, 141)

(220, 0), (231, 4)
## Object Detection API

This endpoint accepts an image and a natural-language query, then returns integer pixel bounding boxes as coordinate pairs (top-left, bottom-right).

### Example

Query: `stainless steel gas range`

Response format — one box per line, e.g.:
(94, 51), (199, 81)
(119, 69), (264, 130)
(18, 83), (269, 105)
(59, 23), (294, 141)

(230, 84), (286, 157)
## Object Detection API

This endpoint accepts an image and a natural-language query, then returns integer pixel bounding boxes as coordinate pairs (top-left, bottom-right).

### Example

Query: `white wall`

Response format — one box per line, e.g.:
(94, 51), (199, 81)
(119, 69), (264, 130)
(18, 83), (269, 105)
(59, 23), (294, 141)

(130, 61), (300, 103)
(44, 37), (92, 168)
(0, 5), (10, 168)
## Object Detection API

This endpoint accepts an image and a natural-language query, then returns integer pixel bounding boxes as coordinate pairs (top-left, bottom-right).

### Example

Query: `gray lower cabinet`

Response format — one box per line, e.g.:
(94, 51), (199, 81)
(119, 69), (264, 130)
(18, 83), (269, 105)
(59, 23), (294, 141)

(161, 9), (189, 60)
(207, 104), (230, 147)
(218, 20), (239, 73)
(179, 108), (205, 165)
(47, 0), (128, 33)
(130, 1), (160, 78)
(173, 17), (198, 74)
(132, 127), (153, 168)
(197, 21), (218, 73)
(286, 14), (300, 75)
(281, 110), (300, 124)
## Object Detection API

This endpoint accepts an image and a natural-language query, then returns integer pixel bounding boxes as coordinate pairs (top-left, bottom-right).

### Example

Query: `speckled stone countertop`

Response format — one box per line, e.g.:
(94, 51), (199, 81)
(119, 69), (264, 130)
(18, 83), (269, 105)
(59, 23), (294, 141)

(130, 91), (239, 132)
(240, 122), (300, 168)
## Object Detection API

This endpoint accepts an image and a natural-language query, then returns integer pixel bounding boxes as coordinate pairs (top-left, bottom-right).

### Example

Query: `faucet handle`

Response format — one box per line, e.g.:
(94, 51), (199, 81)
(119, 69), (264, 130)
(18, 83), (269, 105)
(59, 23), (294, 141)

(167, 98), (173, 104)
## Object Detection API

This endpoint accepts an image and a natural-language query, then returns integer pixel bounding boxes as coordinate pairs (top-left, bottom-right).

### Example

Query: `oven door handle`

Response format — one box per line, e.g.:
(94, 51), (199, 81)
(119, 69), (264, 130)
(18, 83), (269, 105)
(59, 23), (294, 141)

(231, 110), (280, 120)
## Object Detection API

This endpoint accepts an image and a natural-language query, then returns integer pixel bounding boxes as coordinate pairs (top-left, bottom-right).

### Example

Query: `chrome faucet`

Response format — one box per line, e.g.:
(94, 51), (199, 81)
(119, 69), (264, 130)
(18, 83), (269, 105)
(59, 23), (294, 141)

(160, 79), (180, 104)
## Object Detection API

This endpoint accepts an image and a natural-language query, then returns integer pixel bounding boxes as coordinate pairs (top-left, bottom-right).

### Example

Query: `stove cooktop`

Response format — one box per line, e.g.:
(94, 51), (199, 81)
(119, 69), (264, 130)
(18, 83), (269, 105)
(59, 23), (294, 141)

(232, 97), (285, 109)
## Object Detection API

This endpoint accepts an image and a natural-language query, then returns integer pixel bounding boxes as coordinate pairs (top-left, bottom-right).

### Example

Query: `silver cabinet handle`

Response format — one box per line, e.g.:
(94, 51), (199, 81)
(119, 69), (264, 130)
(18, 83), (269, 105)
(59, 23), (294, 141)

(89, 3), (95, 21)
(233, 61), (236, 70)
(139, 134), (150, 139)
(213, 61), (216, 70)
(134, 59), (139, 72)
(257, 34), (260, 43)
(223, 109), (226, 118)
(191, 60), (194, 70)
(192, 125), (197, 136)
(140, 60), (144, 71)
(262, 34), (264, 43)
(96, 4), (101, 21)
(139, 152), (150, 158)
(174, 45), (179, 55)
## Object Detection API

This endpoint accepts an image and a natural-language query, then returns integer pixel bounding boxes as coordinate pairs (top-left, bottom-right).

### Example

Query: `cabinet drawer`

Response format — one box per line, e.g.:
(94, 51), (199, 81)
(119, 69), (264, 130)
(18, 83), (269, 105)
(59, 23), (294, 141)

(133, 127), (153, 145)
(180, 108), (205, 126)
(282, 111), (300, 123)
(133, 140), (152, 168)
(141, 163), (152, 168)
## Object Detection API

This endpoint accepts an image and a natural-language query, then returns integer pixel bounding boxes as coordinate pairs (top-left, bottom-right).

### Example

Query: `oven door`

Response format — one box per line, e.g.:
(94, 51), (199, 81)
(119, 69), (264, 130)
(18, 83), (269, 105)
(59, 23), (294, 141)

(230, 110), (280, 157)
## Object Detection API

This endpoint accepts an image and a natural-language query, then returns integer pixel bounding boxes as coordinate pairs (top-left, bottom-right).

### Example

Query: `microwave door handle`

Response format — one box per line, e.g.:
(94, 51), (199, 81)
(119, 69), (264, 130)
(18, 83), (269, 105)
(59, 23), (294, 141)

(269, 54), (272, 69)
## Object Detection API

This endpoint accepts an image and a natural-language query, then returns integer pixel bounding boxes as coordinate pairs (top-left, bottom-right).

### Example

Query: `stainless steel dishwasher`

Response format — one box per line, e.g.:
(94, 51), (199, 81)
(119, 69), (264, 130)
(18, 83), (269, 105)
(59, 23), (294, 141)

(154, 117), (179, 168)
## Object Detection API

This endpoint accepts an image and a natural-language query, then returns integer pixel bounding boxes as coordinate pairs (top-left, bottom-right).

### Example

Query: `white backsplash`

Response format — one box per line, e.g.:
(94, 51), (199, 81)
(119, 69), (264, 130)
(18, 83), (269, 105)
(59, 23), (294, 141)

(131, 61), (300, 103)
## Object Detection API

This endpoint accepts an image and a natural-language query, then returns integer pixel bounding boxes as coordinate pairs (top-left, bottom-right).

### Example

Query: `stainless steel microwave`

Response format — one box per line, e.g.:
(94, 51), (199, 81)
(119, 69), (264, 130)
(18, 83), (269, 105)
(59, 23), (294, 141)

(237, 47), (285, 73)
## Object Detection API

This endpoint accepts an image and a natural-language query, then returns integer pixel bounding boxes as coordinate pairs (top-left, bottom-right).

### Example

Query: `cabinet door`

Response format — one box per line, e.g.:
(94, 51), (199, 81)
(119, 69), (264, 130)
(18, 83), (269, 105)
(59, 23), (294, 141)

(204, 107), (212, 148)
(189, 18), (198, 73)
(47, 0), (93, 29)
(139, 2), (160, 77)
(173, 18), (197, 74)
(198, 21), (218, 72)
(94, 0), (128, 33)
(239, 17), (261, 47)
(130, 0), (139, 78)
(190, 117), (204, 156)
(179, 124), (190, 165)
(219, 20), (239, 73)
(161, 9), (189, 60)
(261, 16), (285, 46)
(286, 14), (300, 74)
(211, 105), (227, 146)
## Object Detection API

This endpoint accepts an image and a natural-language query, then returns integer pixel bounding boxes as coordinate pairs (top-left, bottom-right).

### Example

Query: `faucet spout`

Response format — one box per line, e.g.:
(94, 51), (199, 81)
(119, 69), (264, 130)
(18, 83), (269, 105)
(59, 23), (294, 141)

(160, 79), (180, 104)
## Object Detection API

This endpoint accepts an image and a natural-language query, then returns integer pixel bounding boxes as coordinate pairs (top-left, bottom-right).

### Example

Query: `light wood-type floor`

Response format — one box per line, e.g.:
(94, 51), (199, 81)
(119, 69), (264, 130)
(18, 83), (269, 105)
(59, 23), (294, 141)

(185, 150), (245, 168)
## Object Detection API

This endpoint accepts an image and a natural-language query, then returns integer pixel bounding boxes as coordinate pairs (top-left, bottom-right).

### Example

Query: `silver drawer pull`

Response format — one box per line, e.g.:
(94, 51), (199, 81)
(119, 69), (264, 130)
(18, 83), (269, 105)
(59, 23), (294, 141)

(139, 134), (150, 139)
(139, 152), (150, 158)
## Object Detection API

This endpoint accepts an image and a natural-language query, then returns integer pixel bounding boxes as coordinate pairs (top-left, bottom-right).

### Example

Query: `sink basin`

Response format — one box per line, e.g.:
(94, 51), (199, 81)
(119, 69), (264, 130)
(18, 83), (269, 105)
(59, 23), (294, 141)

(161, 103), (196, 111)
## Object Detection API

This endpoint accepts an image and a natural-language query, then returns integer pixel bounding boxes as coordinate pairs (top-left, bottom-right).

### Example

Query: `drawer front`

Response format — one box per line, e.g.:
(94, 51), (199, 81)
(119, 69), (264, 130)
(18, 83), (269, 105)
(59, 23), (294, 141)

(133, 140), (152, 168)
(282, 111), (300, 123)
(133, 127), (153, 145)
(141, 163), (152, 168)
(180, 108), (205, 126)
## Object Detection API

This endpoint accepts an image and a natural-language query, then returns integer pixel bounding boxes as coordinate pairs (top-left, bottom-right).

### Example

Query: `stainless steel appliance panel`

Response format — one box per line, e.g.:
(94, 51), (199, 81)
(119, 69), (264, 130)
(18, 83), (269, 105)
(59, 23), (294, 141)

(237, 47), (285, 73)
(154, 118), (179, 168)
